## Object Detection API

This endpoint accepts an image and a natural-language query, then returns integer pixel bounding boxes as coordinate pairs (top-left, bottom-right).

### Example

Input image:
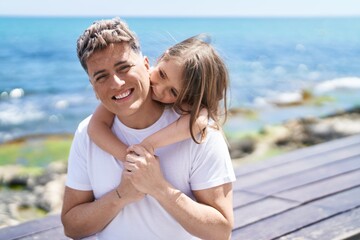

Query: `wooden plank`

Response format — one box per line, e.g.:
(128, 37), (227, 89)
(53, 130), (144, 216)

(309, 186), (360, 211)
(232, 204), (333, 240)
(232, 186), (360, 240)
(276, 207), (360, 240)
(233, 190), (266, 208)
(234, 144), (360, 190)
(18, 226), (69, 240)
(235, 134), (360, 176)
(233, 197), (299, 229)
(0, 214), (63, 240)
(18, 226), (97, 240)
(275, 169), (360, 202)
(242, 156), (360, 195)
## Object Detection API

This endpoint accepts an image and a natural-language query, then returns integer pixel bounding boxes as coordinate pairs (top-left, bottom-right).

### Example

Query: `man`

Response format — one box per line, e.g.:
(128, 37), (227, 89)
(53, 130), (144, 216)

(61, 18), (236, 240)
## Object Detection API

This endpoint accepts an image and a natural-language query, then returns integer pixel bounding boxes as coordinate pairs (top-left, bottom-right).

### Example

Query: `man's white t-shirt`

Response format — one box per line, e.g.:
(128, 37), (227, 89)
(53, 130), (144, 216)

(66, 107), (236, 240)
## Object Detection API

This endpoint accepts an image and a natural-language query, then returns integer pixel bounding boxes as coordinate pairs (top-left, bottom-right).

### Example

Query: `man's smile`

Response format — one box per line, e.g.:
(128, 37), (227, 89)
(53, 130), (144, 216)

(112, 89), (133, 101)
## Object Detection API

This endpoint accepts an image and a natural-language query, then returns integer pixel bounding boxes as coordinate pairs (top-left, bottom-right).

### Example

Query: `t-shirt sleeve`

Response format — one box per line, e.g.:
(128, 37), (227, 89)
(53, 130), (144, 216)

(65, 117), (93, 191)
(190, 129), (236, 191)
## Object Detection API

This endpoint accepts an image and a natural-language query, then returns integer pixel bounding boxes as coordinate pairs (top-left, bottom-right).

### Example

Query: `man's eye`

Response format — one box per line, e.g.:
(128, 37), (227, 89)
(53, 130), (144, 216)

(117, 64), (134, 73)
(95, 75), (107, 82)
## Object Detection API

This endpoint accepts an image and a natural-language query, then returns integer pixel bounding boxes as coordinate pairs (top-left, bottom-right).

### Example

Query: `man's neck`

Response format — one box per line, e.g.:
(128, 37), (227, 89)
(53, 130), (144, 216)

(116, 101), (164, 129)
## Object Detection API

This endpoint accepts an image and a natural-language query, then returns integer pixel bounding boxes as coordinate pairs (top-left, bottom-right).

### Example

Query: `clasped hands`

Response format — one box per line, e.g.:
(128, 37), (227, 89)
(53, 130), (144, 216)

(120, 144), (165, 202)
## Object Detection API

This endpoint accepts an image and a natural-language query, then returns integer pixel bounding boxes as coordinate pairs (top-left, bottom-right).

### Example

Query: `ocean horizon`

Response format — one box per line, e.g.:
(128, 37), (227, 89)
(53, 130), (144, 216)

(1, 16), (360, 142)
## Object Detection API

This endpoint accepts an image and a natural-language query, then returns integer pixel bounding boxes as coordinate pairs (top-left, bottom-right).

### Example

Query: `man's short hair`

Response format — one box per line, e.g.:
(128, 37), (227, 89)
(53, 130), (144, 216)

(77, 17), (141, 72)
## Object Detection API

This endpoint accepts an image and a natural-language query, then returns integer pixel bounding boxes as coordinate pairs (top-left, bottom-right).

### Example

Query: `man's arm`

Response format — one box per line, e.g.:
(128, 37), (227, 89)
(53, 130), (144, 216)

(61, 176), (144, 239)
(154, 182), (234, 240)
(125, 145), (234, 240)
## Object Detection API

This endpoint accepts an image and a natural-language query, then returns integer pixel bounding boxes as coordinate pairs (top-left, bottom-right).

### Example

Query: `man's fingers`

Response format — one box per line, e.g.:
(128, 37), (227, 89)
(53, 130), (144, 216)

(124, 160), (135, 172)
(125, 152), (141, 163)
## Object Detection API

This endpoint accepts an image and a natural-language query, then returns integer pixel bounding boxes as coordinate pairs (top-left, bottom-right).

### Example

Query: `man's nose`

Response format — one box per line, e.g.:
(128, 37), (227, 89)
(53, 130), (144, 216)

(111, 74), (125, 89)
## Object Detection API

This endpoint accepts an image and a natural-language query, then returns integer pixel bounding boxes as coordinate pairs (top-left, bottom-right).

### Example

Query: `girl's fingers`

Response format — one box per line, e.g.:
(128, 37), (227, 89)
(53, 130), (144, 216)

(127, 144), (146, 156)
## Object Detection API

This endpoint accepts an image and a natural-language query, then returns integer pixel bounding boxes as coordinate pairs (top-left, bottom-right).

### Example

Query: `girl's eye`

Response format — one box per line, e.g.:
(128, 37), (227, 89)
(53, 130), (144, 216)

(171, 88), (178, 97)
(159, 70), (165, 79)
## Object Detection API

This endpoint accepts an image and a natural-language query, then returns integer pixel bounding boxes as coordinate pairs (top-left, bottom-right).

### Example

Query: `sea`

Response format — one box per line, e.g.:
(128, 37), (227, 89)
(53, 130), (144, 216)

(1, 17), (360, 142)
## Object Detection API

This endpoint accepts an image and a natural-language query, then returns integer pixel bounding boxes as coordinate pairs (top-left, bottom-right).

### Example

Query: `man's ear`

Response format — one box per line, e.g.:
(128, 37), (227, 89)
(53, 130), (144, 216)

(89, 80), (99, 100)
(143, 56), (150, 70)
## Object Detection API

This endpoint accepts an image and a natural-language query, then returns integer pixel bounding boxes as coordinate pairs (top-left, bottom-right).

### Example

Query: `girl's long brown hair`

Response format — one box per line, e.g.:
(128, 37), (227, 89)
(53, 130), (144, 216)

(158, 35), (229, 143)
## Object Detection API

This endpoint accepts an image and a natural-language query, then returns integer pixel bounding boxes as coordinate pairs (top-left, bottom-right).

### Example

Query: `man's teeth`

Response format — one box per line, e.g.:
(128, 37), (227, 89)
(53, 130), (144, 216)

(114, 90), (131, 100)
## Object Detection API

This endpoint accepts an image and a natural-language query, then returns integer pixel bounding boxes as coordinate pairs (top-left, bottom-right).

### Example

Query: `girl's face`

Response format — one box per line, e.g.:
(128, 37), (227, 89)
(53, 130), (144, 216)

(150, 59), (183, 104)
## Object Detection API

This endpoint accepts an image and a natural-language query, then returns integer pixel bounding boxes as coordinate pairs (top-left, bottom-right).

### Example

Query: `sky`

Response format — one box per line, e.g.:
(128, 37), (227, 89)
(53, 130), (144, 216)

(1, 0), (360, 17)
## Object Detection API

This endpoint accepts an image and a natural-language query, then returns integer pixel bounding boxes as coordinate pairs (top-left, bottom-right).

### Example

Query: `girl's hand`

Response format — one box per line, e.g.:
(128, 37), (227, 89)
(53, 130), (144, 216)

(138, 140), (155, 155)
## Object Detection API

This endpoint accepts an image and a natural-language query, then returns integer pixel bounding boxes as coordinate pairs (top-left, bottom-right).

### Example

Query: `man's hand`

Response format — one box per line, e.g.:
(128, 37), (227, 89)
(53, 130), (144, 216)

(118, 172), (145, 204)
(124, 144), (167, 196)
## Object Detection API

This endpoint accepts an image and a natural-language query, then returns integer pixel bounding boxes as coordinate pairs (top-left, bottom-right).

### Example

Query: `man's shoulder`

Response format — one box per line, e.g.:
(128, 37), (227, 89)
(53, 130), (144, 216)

(159, 107), (180, 124)
(184, 127), (228, 154)
(75, 115), (92, 135)
(163, 107), (180, 117)
(204, 128), (227, 145)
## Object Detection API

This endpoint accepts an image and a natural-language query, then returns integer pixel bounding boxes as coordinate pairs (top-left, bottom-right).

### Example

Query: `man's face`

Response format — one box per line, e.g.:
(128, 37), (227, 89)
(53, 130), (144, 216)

(87, 43), (151, 118)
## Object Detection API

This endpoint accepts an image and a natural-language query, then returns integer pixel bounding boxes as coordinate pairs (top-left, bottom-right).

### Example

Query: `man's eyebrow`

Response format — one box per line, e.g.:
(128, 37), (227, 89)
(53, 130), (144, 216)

(114, 60), (128, 67)
(93, 70), (106, 78)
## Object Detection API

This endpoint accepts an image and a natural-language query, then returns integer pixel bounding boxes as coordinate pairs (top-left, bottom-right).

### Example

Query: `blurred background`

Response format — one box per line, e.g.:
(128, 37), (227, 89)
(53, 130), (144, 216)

(1, 0), (360, 142)
(0, 0), (360, 227)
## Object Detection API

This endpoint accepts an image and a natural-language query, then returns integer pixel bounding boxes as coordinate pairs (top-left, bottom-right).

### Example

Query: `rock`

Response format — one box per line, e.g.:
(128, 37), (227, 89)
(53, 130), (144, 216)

(33, 162), (67, 186)
(0, 161), (67, 227)
(46, 161), (67, 175)
(0, 188), (38, 228)
(229, 138), (256, 158)
(0, 165), (25, 186)
(36, 174), (66, 213)
(231, 106), (360, 165)
(309, 118), (360, 139)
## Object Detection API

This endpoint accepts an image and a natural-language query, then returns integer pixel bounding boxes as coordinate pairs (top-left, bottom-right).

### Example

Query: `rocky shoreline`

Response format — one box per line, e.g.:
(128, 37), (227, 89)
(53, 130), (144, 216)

(0, 162), (66, 228)
(228, 106), (360, 166)
(1, 107), (360, 228)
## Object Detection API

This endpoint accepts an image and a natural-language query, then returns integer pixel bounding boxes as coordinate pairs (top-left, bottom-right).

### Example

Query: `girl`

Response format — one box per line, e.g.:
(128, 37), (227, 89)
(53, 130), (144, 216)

(88, 34), (229, 160)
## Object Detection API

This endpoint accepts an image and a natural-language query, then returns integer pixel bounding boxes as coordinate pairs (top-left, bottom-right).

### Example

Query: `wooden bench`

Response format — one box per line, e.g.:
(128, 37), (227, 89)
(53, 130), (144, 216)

(1, 134), (360, 240)
(232, 133), (360, 240)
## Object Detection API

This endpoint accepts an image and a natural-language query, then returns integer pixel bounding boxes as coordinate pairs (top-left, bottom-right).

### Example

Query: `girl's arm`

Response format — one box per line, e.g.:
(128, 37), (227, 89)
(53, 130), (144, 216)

(88, 104), (128, 162)
(141, 108), (208, 154)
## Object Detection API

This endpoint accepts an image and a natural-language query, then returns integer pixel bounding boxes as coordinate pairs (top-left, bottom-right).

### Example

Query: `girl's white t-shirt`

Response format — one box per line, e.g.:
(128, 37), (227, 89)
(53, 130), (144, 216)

(66, 108), (236, 240)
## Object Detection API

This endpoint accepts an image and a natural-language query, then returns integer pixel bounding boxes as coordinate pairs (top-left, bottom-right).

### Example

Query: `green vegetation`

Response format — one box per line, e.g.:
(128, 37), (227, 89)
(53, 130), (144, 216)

(17, 205), (47, 220)
(224, 129), (260, 141)
(255, 147), (285, 161)
(0, 135), (73, 168)
(309, 95), (335, 106)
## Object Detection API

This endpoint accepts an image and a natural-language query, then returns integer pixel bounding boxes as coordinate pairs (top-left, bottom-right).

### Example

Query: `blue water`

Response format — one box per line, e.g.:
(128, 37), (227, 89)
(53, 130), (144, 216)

(1, 17), (360, 142)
